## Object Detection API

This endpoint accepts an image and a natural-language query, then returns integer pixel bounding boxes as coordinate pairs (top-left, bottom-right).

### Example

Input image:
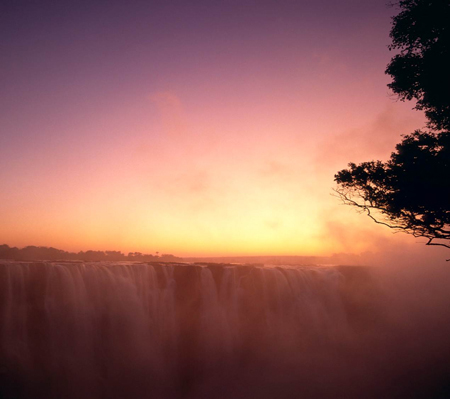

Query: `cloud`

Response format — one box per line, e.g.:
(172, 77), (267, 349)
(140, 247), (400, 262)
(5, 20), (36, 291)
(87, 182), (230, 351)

(321, 216), (391, 254)
(315, 105), (426, 173)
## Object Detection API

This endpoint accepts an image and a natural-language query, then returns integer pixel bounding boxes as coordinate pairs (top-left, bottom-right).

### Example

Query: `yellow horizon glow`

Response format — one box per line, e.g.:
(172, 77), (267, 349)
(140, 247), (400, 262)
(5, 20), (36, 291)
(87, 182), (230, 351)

(0, 7), (429, 258)
(0, 96), (423, 258)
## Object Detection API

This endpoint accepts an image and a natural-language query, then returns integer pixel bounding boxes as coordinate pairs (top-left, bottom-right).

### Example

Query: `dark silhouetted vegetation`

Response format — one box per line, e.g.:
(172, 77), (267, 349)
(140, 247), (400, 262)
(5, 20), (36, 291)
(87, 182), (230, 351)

(335, 0), (450, 253)
(386, 0), (450, 131)
(335, 131), (450, 249)
(0, 244), (182, 262)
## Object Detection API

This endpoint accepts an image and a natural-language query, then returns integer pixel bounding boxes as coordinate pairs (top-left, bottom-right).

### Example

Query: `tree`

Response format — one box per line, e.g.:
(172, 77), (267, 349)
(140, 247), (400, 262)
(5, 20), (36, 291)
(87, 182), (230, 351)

(335, 130), (450, 249)
(386, 0), (450, 131)
(335, 0), (450, 253)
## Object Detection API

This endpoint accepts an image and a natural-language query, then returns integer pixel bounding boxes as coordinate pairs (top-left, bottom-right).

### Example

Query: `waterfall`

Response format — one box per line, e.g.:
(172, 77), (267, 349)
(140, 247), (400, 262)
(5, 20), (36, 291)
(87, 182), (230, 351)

(1, 261), (449, 399)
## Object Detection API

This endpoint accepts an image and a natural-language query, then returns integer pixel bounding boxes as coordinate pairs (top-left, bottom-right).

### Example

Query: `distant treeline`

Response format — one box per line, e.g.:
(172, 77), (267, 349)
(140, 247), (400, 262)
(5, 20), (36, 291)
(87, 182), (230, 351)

(0, 244), (182, 262)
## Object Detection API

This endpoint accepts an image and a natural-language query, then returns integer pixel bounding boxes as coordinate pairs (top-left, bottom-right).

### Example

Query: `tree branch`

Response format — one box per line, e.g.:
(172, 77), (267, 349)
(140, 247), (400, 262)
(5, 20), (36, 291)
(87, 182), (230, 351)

(333, 188), (450, 255)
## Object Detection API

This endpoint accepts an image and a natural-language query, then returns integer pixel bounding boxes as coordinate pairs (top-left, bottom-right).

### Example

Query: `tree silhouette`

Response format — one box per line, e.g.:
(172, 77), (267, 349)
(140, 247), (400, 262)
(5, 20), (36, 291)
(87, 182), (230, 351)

(335, 0), (450, 253)
(386, 0), (450, 131)
(0, 244), (182, 262)
(335, 131), (450, 249)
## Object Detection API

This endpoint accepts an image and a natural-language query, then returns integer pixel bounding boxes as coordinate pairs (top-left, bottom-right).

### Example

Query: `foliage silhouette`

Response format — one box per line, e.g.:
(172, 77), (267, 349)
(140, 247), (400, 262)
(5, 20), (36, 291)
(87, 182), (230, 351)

(386, 0), (450, 131)
(335, 131), (450, 249)
(335, 0), (450, 253)
(0, 244), (182, 262)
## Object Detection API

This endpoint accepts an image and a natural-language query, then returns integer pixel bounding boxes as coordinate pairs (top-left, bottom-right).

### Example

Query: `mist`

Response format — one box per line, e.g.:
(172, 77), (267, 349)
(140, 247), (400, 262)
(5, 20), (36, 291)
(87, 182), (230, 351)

(1, 260), (449, 399)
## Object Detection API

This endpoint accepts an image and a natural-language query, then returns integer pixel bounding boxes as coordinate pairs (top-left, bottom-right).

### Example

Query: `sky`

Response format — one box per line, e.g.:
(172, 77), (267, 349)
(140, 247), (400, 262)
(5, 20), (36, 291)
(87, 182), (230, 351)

(0, 0), (443, 258)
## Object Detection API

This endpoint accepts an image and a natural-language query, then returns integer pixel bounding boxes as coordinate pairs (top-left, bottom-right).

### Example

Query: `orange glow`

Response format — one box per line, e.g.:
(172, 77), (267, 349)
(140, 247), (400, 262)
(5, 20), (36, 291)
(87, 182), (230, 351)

(0, 1), (433, 257)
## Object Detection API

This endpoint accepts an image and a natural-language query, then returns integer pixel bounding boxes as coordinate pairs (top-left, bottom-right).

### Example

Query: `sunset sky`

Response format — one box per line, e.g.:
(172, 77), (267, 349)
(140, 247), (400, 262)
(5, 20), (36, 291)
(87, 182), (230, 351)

(0, 0), (441, 258)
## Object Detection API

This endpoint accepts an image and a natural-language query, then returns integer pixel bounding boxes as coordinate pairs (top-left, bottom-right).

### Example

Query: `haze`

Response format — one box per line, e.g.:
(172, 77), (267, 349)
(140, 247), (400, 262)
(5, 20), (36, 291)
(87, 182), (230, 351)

(0, 0), (445, 260)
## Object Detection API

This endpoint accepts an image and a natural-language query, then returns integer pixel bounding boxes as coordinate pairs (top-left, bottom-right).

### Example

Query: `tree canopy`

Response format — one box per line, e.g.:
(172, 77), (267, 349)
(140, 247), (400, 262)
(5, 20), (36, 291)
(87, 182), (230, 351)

(386, 0), (450, 131)
(335, 131), (450, 249)
(335, 0), (450, 253)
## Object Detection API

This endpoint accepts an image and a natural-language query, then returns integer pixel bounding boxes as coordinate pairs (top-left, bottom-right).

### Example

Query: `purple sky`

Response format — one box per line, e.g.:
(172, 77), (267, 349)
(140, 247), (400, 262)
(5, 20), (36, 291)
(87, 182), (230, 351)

(1, 0), (443, 259)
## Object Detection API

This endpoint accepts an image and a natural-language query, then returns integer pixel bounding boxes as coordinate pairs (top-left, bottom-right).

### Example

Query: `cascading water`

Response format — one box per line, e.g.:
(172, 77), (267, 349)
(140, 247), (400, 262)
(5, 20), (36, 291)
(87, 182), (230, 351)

(1, 261), (450, 399)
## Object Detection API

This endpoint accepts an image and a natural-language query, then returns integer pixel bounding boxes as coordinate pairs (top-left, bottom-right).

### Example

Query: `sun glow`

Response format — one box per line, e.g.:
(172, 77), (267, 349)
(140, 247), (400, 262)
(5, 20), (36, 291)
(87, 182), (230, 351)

(0, 0), (427, 257)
